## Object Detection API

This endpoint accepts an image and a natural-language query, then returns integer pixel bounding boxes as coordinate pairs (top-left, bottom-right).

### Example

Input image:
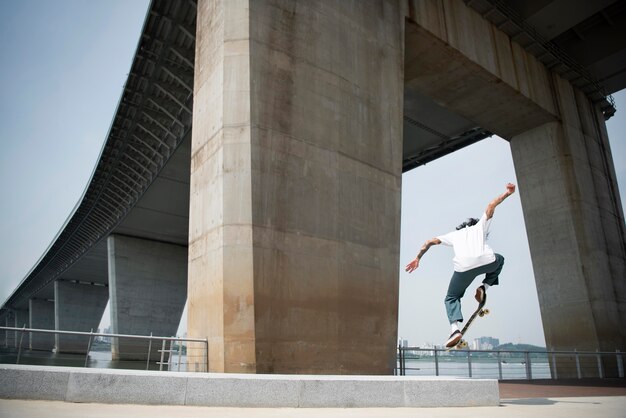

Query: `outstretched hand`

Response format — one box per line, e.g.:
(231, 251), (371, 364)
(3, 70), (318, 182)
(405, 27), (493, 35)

(405, 258), (419, 273)
(506, 183), (516, 195)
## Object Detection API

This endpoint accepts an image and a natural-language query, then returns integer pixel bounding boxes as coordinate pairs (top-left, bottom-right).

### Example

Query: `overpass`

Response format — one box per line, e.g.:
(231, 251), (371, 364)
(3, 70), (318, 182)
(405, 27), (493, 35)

(1, 0), (625, 375)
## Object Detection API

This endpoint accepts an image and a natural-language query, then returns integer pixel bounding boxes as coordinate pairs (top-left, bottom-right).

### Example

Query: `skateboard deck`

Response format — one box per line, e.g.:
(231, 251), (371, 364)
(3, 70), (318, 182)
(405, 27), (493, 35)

(447, 293), (490, 350)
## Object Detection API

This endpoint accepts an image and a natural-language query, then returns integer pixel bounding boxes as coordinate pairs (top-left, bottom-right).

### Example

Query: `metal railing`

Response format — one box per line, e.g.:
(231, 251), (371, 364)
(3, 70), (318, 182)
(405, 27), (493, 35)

(0, 326), (208, 372)
(396, 346), (625, 380)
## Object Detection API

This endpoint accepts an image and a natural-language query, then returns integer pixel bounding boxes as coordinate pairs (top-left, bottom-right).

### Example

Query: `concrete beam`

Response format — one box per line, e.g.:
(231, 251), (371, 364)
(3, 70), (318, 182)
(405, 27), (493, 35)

(54, 280), (108, 354)
(108, 235), (187, 361)
(189, 0), (404, 373)
(404, 0), (558, 138)
(29, 299), (54, 351)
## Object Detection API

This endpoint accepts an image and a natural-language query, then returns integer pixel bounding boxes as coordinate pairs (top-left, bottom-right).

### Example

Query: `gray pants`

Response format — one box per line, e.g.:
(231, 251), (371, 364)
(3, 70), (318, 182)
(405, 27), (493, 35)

(444, 254), (505, 324)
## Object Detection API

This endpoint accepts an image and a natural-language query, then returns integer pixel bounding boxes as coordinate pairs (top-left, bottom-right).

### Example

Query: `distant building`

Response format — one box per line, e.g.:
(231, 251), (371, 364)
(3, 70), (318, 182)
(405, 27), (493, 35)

(473, 336), (500, 350)
(398, 338), (409, 348)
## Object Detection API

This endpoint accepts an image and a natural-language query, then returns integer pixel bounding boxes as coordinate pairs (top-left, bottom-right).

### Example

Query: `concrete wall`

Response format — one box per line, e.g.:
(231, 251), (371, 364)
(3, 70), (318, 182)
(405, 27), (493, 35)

(29, 299), (54, 351)
(189, 0), (404, 373)
(54, 280), (109, 354)
(108, 235), (187, 361)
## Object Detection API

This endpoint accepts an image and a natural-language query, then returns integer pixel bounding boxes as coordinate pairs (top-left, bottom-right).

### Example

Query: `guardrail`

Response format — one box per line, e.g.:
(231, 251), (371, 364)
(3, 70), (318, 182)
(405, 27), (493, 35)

(0, 326), (208, 372)
(396, 346), (625, 380)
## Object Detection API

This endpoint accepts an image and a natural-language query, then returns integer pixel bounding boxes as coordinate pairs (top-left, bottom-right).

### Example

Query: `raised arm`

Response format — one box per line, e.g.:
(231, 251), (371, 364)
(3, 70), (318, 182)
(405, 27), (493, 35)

(405, 238), (441, 273)
(485, 183), (516, 219)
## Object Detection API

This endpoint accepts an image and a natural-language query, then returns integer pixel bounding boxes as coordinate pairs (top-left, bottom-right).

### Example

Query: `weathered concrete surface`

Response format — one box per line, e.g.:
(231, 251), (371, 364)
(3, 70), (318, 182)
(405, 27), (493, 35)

(28, 300), (54, 351)
(404, 0), (557, 139)
(108, 235), (187, 361)
(189, 0), (404, 373)
(401, 0), (625, 376)
(54, 280), (108, 354)
(0, 365), (500, 407)
(510, 78), (626, 376)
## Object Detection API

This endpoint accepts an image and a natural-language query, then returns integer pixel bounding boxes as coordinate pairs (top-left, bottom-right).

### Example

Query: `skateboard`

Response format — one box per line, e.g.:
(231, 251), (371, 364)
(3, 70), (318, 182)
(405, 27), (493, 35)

(447, 293), (490, 350)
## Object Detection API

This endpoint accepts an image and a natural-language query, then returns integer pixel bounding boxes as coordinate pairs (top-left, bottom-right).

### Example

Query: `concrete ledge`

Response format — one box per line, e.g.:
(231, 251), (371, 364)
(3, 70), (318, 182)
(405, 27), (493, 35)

(0, 365), (499, 407)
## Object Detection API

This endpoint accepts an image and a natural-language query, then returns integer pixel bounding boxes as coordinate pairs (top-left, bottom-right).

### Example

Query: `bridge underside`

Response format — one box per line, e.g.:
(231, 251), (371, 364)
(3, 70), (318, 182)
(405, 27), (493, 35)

(2, 0), (625, 376)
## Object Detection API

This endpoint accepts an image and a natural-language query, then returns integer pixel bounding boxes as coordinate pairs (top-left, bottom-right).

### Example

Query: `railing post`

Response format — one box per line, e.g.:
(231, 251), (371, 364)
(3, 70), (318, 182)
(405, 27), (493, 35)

(205, 338), (209, 372)
(596, 350), (604, 378)
(146, 332), (153, 371)
(617, 350), (624, 378)
(84, 329), (94, 367)
(551, 351), (558, 380)
(575, 350), (582, 379)
(524, 351), (532, 380)
(434, 348), (439, 376)
(497, 351), (503, 380)
(467, 349), (472, 378)
(159, 339), (166, 371)
(398, 344), (403, 376)
(177, 339), (183, 372)
(16, 325), (26, 365)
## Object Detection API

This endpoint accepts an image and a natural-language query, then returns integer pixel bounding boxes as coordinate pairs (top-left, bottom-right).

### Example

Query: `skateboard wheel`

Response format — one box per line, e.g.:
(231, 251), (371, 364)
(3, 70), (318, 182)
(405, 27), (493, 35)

(484, 309), (490, 315)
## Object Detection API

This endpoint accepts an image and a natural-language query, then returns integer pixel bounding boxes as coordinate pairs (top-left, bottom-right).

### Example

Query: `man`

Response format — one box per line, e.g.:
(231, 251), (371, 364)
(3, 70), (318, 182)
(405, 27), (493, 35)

(405, 183), (516, 348)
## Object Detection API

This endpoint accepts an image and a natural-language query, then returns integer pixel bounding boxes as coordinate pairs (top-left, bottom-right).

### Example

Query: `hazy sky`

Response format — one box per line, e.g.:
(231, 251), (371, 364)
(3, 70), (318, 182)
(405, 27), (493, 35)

(0, 1), (624, 348)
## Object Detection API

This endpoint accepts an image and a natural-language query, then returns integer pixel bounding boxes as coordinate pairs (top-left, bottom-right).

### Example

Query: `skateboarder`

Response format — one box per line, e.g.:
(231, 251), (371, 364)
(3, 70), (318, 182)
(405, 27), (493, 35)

(405, 183), (516, 348)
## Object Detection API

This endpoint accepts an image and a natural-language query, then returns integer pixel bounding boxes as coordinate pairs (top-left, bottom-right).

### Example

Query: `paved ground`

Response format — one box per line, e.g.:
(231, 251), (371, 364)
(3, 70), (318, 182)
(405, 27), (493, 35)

(1, 397), (625, 418)
(499, 378), (626, 398)
(1, 380), (625, 418)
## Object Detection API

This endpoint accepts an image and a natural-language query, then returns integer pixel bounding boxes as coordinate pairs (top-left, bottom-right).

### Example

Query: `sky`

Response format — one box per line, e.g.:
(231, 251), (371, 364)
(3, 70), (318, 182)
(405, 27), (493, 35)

(0, 1), (624, 348)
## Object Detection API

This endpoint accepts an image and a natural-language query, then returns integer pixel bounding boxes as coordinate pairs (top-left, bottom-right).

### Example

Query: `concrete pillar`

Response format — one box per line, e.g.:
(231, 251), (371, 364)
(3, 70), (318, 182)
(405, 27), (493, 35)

(511, 76), (626, 377)
(4, 310), (16, 348)
(0, 314), (6, 347)
(189, 0), (404, 373)
(54, 280), (108, 354)
(29, 299), (55, 351)
(14, 309), (29, 349)
(108, 234), (187, 361)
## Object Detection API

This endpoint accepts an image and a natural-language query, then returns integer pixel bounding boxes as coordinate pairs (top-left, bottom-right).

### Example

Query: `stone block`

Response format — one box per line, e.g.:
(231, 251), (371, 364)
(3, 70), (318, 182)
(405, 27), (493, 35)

(403, 377), (499, 407)
(65, 369), (186, 405)
(185, 374), (300, 407)
(298, 376), (405, 408)
(0, 365), (69, 401)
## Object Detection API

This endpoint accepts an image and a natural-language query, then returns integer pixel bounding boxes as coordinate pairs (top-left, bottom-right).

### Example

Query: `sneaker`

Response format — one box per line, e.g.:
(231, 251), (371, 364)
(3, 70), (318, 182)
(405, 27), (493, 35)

(475, 285), (486, 303)
(445, 330), (462, 348)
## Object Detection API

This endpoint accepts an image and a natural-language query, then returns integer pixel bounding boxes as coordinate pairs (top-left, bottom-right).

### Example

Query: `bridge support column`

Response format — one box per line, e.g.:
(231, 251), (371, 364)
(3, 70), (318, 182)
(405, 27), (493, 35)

(54, 280), (108, 354)
(29, 299), (55, 351)
(14, 309), (28, 349)
(511, 78), (626, 377)
(188, 0), (404, 373)
(0, 314), (6, 347)
(4, 311), (16, 348)
(108, 235), (187, 361)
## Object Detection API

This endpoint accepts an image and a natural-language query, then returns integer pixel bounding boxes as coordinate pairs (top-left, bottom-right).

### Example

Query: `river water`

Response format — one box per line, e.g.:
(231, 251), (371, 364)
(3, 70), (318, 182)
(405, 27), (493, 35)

(1, 349), (552, 379)
(403, 357), (551, 379)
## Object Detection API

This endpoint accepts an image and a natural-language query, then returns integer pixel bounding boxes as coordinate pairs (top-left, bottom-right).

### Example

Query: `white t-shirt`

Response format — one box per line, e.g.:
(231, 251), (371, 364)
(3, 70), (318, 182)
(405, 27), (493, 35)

(436, 213), (496, 272)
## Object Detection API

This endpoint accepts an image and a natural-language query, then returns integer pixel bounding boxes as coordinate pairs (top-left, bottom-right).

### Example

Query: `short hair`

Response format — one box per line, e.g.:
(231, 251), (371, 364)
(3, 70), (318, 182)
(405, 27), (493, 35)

(456, 218), (479, 230)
